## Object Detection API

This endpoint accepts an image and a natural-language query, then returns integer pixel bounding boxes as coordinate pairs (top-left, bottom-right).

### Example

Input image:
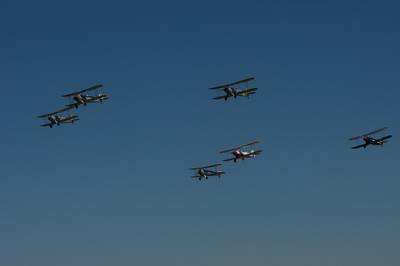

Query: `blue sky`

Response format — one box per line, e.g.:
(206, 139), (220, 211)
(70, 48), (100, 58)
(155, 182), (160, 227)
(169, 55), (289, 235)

(1, 0), (399, 265)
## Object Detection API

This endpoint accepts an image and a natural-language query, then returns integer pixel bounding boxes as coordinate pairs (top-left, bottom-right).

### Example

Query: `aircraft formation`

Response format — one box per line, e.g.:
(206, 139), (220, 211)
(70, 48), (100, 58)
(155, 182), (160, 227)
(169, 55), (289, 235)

(36, 77), (393, 181)
(190, 77), (263, 181)
(190, 76), (394, 181)
(37, 84), (108, 128)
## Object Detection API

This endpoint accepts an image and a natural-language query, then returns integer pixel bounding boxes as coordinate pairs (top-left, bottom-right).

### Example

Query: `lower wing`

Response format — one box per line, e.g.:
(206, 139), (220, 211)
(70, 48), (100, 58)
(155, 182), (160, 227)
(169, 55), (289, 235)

(213, 95), (231, 100)
(237, 88), (257, 97)
(206, 171), (225, 176)
(352, 144), (368, 149)
(60, 116), (79, 124)
(86, 95), (109, 103)
(40, 123), (53, 127)
(247, 150), (262, 156)
(377, 135), (392, 142)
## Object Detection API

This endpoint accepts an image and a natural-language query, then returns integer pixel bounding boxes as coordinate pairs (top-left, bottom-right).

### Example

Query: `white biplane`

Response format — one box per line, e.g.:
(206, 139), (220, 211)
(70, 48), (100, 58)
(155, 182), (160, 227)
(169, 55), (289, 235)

(220, 141), (262, 162)
(37, 107), (79, 128)
(189, 164), (225, 181)
(209, 77), (258, 101)
(62, 84), (109, 109)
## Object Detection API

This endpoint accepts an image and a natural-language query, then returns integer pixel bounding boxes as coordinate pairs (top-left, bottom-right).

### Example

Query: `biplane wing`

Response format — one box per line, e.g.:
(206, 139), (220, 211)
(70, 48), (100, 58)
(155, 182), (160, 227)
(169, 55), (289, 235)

(37, 106), (73, 118)
(192, 171), (225, 178)
(213, 95), (232, 100)
(349, 127), (388, 141)
(40, 122), (54, 127)
(352, 143), (368, 149)
(87, 94), (109, 102)
(237, 88), (258, 96)
(376, 135), (392, 142)
(60, 115), (79, 123)
(62, 84), (103, 97)
(209, 77), (255, 90)
(220, 141), (260, 153)
(249, 149), (263, 156)
(189, 164), (222, 170)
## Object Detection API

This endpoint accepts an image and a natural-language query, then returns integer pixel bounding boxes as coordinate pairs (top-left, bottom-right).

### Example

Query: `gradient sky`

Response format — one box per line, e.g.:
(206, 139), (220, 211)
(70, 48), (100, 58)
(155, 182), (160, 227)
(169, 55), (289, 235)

(1, 0), (399, 265)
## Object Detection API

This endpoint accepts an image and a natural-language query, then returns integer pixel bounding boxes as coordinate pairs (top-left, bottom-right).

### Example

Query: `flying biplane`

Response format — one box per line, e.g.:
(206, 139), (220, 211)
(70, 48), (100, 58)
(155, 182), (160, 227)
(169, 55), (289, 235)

(209, 77), (258, 101)
(62, 84), (109, 109)
(189, 164), (225, 181)
(349, 127), (392, 149)
(37, 107), (79, 128)
(220, 141), (262, 162)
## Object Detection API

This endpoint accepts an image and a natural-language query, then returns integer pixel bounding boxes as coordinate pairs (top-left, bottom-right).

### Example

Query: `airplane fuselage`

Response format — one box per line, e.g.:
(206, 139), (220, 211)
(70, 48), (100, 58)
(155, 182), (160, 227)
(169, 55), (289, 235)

(46, 115), (77, 127)
(48, 115), (63, 125)
(232, 149), (256, 161)
(223, 87), (237, 98)
(72, 94), (107, 108)
(363, 136), (385, 146)
(197, 169), (223, 180)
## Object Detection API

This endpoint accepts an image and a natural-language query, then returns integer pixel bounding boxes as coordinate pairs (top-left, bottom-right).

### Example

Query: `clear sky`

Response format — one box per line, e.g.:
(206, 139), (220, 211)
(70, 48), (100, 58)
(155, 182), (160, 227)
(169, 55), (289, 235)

(1, 0), (399, 265)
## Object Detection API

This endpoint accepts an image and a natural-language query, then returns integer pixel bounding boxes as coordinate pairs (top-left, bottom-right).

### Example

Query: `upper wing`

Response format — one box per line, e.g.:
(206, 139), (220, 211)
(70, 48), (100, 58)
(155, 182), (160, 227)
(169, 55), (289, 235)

(349, 127), (388, 141)
(365, 127), (388, 136)
(37, 106), (73, 118)
(237, 88), (257, 96)
(62, 84), (103, 97)
(376, 135), (392, 142)
(220, 141), (260, 154)
(190, 163), (222, 170)
(209, 77), (255, 90)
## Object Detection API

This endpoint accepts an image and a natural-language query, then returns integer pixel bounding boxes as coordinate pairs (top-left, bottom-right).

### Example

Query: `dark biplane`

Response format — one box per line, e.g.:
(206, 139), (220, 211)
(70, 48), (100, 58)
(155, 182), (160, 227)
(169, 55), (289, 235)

(349, 127), (392, 149)
(209, 77), (258, 101)
(189, 164), (225, 181)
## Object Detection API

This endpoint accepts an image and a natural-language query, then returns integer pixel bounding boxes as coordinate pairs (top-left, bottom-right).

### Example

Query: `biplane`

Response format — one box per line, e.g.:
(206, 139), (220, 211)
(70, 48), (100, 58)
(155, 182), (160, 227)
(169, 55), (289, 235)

(189, 164), (225, 181)
(349, 127), (392, 149)
(62, 84), (109, 109)
(209, 77), (258, 101)
(220, 141), (262, 162)
(37, 107), (79, 128)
